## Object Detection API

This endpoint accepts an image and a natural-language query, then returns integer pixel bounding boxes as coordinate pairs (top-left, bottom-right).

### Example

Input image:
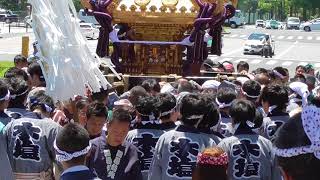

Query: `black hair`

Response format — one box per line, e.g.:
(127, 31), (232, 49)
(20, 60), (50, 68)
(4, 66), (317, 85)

(28, 62), (45, 82)
(141, 79), (160, 94)
(135, 96), (158, 117)
(229, 99), (256, 125)
(75, 96), (89, 110)
(4, 67), (29, 82)
(180, 93), (206, 127)
(91, 88), (109, 103)
(242, 80), (261, 102)
(260, 83), (289, 112)
(291, 74), (306, 83)
(29, 90), (55, 113)
(273, 112), (320, 180)
(86, 101), (107, 119)
(129, 86), (148, 106)
(56, 123), (90, 164)
(253, 109), (264, 129)
(296, 65), (306, 72)
(236, 61), (249, 72)
(156, 93), (177, 119)
(14, 54), (27, 64)
(7, 77), (29, 108)
(198, 94), (220, 130)
(305, 75), (316, 87)
(216, 88), (237, 108)
(0, 79), (9, 102)
(252, 68), (268, 75)
(178, 81), (195, 93)
(272, 67), (288, 79)
(111, 107), (132, 123)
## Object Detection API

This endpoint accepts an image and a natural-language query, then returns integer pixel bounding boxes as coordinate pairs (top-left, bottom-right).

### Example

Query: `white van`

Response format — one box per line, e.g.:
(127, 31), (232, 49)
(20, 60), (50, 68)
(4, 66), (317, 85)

(225, 10), (245, 28)
(78, 9), (99, 25)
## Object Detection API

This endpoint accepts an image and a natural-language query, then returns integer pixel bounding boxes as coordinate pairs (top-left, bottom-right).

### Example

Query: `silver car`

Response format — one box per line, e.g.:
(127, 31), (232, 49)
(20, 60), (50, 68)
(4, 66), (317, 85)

(244, 33), (275, 55)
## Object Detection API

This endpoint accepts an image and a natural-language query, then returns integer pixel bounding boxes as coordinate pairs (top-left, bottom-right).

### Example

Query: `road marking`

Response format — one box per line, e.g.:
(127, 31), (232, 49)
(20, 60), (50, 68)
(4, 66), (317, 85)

(275, 41), (298, 59)
(307, 36), (313, 40)
(234, 58), (248, 63)
(240, 35), (247, 38)
(219, 57), (233, 62)
(287, 36), (294, 40)
(315, 63), (320, 68)
(277, 36), (285, 39)
(250, 59), (262, 64)
(297, 36), (303, 40)
(299, 62), (308, 66)
(230, 34), (238, 38)
(317, 37), (320, 40)
(221, 48), (243, 57)
(266, 60), (278, 65)
(281, 61), (293, 66)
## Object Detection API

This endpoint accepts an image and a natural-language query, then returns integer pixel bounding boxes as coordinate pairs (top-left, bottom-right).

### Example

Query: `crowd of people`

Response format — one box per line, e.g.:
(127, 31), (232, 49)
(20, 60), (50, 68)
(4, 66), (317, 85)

(1, 54), (320, 180)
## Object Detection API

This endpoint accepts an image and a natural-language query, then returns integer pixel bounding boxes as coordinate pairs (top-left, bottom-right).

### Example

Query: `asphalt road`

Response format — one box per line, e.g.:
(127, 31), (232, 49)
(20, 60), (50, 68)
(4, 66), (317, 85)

(0, 25), (319, 76)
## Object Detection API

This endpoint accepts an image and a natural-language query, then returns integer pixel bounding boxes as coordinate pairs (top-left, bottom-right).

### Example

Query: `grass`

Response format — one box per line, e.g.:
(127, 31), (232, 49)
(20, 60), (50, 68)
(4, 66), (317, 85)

(0, 61), (14, 77)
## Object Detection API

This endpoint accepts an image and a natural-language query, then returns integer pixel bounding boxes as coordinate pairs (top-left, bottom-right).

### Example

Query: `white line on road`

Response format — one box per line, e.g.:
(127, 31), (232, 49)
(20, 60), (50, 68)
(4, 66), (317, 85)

(281, 61), (293, 66)
(315, 63), (320, 68)
(250, 59), (262, 64)
(266, 60), (278, 65)
(297, 36), (303, 40)
(221, 48), (243, 57)
(230, 34), (238, 38)
(277, 36), (285, 39)
(307, 36), (313, 40)
(234, 58), (248, 63)
(275, 41), (298, 59)
(240, 35), (247, 38)
(287, 36), (294, 40)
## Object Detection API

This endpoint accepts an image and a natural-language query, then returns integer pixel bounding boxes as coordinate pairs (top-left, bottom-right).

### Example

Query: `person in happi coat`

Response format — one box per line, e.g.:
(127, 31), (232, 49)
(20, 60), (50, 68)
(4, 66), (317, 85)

(87, 107), (143, 180)
(3, 90), (61, 180)
(218, 100), (281, 180)
(85, 101), (108, 140)
(260, 84), (290, 140)
(0, 79), (12, 128)
(55, 123), (98, 180)
(273, 105), (320, 180)
(127, 93), (178, 179)
(148, 93), (219, 180)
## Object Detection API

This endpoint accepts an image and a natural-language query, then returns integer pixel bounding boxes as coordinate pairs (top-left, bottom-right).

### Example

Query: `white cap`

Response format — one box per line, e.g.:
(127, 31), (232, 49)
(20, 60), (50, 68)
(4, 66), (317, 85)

(201, 80), (221, 90)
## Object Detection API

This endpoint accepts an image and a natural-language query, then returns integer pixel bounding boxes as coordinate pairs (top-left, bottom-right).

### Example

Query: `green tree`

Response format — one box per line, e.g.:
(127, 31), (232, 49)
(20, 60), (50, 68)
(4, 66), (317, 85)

(73, 0), (82, 12)
(0, 0), (28, 11)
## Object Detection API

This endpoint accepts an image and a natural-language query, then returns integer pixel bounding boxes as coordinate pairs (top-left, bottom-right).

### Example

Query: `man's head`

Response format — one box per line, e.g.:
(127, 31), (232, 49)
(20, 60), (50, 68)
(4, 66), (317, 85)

(216, 87), (237, 111)
(28, 62), (46, 87)
(107, 107), (132, 146)
(7, 77), (29, 109)
(177, 80), (195, 93)
(135, 96), (158, 121)
(128, 86), (148, 107)
(230, 99), (256, 126)
(156, 93), (178, 122)
(86, 101), (107, 137)
(295, 65), (306, 76)
(305, 75), (316, 92)
(241, 80), (261, 104)
(91, 88), (109, 106)
(305, 64), (315, 76)
(28, 90), (55, 118)
(14, 55), (28, 69)
(222, 61), (235, 73)
(55, 123), (90, 169)
(141, 79), (160, 96)
(180, 94), (206, 127)
(260, 83), (289, 114)
(4, 67), (30, 86)
(237, 61), (249, 73)
(0, 79), (10, 111)
(272, 67), (289, 83)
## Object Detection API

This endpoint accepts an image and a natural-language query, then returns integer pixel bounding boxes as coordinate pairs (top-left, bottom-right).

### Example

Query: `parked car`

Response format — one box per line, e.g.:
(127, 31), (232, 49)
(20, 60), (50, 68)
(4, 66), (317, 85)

(269, 20), (279, 29)
(265, 20), (271, 29)
(79, 23), (99, 39)
(255, 19), (264, 28)
(243, 33), (275, 55)
(286, 17), (300, 30)
(0, 9), (18, 23)
(300, 18), (320, 31)
(224, 9), (245, 28)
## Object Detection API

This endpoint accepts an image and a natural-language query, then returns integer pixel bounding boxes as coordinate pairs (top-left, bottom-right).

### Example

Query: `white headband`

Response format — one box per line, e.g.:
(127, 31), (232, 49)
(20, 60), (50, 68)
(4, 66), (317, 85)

(0, 90), (10, 101)
(273, 70), (285, 79)
(241, 88), (260, 99)
(54, 140), (92, 162)
(274, 105), (320, 159)
(160, 106), (176, 117)
(185, 115), (204, 120)
(215, 98), (233, 109)
(11, 89), (29, 99)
